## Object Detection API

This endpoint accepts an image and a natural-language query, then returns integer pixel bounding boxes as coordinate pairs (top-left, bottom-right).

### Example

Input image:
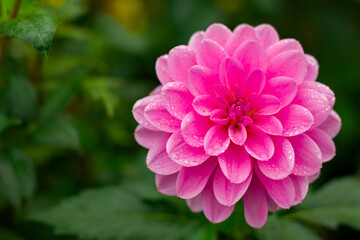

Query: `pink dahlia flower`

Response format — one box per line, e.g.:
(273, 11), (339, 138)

(132, 23), (341, 228)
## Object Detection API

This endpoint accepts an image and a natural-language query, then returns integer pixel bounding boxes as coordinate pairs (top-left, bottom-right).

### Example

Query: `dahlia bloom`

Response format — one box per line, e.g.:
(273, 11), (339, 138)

(132, 23), (341, 228)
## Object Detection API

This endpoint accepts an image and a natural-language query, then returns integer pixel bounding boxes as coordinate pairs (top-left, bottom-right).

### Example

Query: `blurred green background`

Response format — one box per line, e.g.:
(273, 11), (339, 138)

(0, 0), (359, 239)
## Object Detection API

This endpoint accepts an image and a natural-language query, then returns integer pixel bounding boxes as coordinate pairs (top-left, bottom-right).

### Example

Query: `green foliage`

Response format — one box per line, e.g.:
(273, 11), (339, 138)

(30, 182), (198, 240)
(0, 15), (58, 54)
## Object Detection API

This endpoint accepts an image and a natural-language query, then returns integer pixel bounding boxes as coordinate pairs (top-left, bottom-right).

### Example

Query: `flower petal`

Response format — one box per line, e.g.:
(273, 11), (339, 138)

(213, 166), (252, 206)
(262, 76), (298, 107)
(168, 45), (196, 83)
(176, 157), (218, 199)
(197, 40), (227, 72)
(228, 124), (247, 145)
(292, 88), (331, 127)
(244, 131), (275, 161)
(267, 50), (308, 84)
(243, 175), (268, 228)
(234, 40), (267, 74)
(275, 104), (314, 136)
(186, 193), (202, 212)
(134, 125), (168, 149)
(318, 110), (341, 138)
(255, 24), (280, 49)
(204, 124), (231, 156)
(290, 175), (309, 205)
(156, 55), (172, 85)
(307, 128), (336, 162)
(187, 65), (218, 96)
(251, 95), (282, 116)
(266, 39), (303, 61)
(210, 109), (230, 125)
(219, 57), (246, 90)
(166, 131), (209, 167)
(258, 137), (295, 180)
(144, 98), (181, 132)
(204, 23), (232, 47)
(202, 179), (235, 223)
(218, 143), (252, 183)
(181, 111), (214, 147)
(146, 135), (181, 175)
(156, 173), (178, 196)
(303, 54), (319, 82)
(252, 116), (282, 136)
(300, 81), (335, 108)
(132, 95), (161, 131)
(162, 82), (193, 119)
(193, 95), (218, 116)
(188, 31), (204, 50)
(243, 70), (266, 96)
(289, 133), (322, 176)
(226, 24), (259, 56)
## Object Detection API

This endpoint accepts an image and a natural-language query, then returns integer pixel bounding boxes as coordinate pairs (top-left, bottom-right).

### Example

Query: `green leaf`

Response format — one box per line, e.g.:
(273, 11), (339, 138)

(6, 75), (36, 120)
(0, 113), (21, 132)
(0, 14), (58, 54)
(39, 70), (85, 122)
(31, 117), (80, 149)
(290, 177), (360, 230)
(29, 184), (197, 240)
(257, 215), (321, 240)
(0, 149), (35, 207)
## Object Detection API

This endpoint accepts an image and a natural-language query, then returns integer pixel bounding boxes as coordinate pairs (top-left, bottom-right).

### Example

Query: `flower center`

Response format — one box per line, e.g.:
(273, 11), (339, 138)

(228, 98), (252, 126)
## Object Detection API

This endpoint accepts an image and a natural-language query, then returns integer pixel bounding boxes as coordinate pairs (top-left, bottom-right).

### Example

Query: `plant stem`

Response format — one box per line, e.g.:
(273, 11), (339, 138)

(0, 0), (22, 68)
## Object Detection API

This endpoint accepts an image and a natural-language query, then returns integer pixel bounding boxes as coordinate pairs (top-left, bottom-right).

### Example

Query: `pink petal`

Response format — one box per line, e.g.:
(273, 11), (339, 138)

(255, 24), (280, 49)
(300, 81), (335, 108)
(290, 175), (309, 205)
(243, 175), (268, 228)
(218, 143), (252, 183)
(156, 173), (178, 196)
(181, 111), (214, 147)
(267, 195), (280, 212)
(244, 131), (275, 161)
(193, 95), (218, 116)
(225, 24), (259, 56)
(257, 137), (295, 180)
(243, 70), (266, 96)
(303, 54), (319, 82)
(251, 95), (282, 116)
(262, 76), (298, 107)
(289, 133), (322, 176)
(156, 55), (172, 85)
(219, 57), (246, 90)
(197, 40), (227, 72)
(257, 171), (296, 209)
(210, 109), (230, 125)
(252, 116), (282, 136)
(146, 135), (181, 175)
(214, 84), (232, 101)
(168, 45), (196, 83)
(166, 131), (209, 167)
(213, 166), (252, 206)
(308, 172), (320, 183)
(186, 193), (202, 212)
(204, 23), (232, 47)
(188, 31), (204, 50)
(275, 104), (314, 136)
(307, 128), (336, 162)
(161, 82), (193, 120)
(266, 39), (303, 61)
(186, 65), (218, 96)
(204, 124), (231, 156)
(267, 50), (308, 84)
(292, 88), (331, 127)
(134, 125), (168, 149)
(318, 110), (341, 138)
(176, 157), (218, 199)
(202, 179), (235, 223)
(234, 40), (267, 74)
(228, 124), (247, 145)
(144, 98), (181, 132)
(132, 95), (161, 131)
